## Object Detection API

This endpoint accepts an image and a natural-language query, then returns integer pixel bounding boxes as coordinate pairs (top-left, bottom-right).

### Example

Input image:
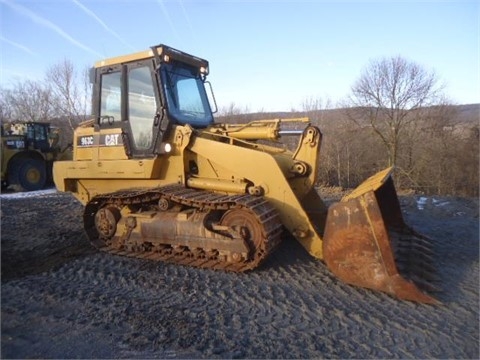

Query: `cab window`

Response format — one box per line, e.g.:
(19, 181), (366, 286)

(100, 71), (122, 121)
(128, 66), (157, 149)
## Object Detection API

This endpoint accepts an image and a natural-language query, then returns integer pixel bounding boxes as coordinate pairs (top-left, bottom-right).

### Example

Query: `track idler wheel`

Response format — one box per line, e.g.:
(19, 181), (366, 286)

(94, 207), (121, 240)
(220, 208), (265, 262)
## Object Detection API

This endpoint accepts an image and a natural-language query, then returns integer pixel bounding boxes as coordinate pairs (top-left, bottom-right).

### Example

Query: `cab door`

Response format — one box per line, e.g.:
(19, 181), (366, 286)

(125, 61), (161, 157)
(94, 60), (163, 160)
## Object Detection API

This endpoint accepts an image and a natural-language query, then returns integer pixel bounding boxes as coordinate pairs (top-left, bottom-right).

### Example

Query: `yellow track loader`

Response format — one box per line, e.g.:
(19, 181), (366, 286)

(53, 44), (436, 303)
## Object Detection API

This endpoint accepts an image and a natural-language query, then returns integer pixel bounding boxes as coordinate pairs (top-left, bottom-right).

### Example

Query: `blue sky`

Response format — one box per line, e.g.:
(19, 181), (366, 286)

(1, 0), (478, 112)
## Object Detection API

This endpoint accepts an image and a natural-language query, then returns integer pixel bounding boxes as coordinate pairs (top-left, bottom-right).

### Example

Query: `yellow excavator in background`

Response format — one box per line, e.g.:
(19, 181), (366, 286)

(53, 44), (436, 303)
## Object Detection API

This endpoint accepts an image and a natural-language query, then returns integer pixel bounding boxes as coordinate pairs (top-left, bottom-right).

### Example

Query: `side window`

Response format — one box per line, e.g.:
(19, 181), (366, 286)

(128, 66), (156, 149)
(100, 71), (122, 121)
(27, 124), (35, 140)
(33, 124), (47, 141)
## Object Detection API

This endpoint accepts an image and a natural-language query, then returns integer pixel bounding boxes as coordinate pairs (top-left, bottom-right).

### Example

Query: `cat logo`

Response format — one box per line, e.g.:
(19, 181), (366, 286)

(104, 134), (120, 146)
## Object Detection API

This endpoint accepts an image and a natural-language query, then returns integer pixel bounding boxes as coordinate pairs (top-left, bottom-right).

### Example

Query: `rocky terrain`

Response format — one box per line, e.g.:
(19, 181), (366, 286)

(1, 189), (478, 359)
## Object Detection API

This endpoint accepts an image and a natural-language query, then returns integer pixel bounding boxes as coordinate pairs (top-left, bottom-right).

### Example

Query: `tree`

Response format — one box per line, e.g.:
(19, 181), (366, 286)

(218, 102), (251, 122)
(45, 59), (91, 129)
(347, 56), (444, 169)
(301, 96), (331, 114)
(1, 59), (90, 150)
(0, 80), (55, 123)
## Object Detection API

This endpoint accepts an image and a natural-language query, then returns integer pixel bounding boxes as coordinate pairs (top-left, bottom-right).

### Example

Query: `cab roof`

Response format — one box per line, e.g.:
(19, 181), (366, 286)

(94, 44), (209, 72)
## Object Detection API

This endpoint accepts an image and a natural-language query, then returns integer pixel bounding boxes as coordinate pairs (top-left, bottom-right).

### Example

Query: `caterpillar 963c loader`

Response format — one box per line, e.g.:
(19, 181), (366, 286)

(53, 44), (436, 303)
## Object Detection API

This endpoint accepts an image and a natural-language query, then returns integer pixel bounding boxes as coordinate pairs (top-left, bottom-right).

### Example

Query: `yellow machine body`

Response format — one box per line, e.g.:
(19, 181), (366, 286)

(55, 119), (328, 258)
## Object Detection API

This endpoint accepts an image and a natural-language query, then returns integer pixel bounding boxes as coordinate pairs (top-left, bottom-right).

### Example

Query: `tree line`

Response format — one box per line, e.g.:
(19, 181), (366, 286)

(0, 59), (90, 148)
(1, 56), (478, 197)
(219, 103), (478, 197)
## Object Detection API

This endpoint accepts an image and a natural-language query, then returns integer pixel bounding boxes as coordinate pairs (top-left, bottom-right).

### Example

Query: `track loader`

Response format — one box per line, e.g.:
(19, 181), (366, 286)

(53, 44), (436, 303)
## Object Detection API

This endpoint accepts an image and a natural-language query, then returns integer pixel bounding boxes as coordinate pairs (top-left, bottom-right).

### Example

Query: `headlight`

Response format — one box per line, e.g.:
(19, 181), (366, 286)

(163, 143), (172, 153)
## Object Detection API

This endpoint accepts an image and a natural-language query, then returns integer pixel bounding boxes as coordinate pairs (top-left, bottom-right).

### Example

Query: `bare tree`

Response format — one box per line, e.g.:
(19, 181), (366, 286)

(0, 89), (14, 123)
(301, 96), (332, 113)
(301, 95), (332, 127)
(347, 56), (444, 168)
(45, 59), (90, 129)
(218, 102), (250, 117)
(217, 102), (252, 124)
(0, 80), (54, 123)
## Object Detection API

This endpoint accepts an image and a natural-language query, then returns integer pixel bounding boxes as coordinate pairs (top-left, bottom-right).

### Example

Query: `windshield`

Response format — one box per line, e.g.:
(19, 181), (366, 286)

(160, 62), (214, 128)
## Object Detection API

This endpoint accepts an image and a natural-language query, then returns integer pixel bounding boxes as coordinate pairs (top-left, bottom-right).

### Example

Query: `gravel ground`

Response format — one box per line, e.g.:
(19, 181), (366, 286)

(1, 189), (478, 359)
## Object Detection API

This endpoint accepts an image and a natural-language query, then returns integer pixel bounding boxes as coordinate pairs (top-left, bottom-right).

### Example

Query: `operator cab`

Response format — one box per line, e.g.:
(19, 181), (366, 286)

(91, 44), (215, 157)
(2, 122), (52, 152)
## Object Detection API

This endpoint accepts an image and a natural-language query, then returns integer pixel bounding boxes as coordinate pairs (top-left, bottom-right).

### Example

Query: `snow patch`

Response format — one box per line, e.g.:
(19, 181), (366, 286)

(416, 196), (454, 212)
(0, 188), (59, 199)
(432, 198), (450, 207)
(416, 196), (428, 210)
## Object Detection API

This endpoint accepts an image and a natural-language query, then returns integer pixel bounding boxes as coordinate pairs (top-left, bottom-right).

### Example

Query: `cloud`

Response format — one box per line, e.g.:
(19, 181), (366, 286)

(1, 0), (102, 57)
(0, 35), (37, 56)
(71, 0), (135, 51)
(156, 0), (181, 43)
(178, 0), (196, 42)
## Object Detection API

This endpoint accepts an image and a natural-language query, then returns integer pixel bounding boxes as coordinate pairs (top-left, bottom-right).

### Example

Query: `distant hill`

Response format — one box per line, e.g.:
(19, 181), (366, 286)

(451, 103), (480, 124)
(216, 103), (480, 126)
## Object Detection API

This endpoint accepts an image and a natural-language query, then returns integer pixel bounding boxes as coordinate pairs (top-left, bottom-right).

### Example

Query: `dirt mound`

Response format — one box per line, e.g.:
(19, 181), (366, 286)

(1, 191), (478, 358)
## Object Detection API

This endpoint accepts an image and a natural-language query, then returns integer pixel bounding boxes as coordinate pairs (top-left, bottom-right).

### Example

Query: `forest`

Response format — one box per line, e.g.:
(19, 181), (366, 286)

(219, 103), (479, 197)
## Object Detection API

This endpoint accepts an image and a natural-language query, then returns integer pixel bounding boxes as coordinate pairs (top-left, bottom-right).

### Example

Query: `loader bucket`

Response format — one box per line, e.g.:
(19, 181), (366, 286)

(323, 167), (437, 303)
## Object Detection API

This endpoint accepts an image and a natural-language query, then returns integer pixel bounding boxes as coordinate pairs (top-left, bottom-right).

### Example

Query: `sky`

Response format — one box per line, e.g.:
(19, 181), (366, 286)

(0, 0), (479, 112)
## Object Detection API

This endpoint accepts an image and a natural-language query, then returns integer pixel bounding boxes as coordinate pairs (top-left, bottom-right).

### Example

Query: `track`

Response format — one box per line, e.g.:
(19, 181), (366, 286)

(83, 184), (284, 272)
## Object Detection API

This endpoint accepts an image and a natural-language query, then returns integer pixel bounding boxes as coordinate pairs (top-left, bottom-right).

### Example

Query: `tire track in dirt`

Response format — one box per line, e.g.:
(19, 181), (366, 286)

(1, 192), (478, 358)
